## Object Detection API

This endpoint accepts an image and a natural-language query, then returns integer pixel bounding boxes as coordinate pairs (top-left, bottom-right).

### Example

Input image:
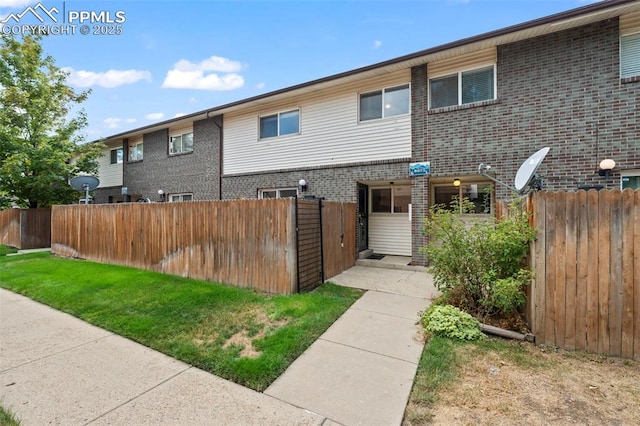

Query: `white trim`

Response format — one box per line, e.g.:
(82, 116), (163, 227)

(169, 193), (193, 202)
(258, 108), (301, 140)
(258, 187), (298, 199)
(358, 83), (411, 123)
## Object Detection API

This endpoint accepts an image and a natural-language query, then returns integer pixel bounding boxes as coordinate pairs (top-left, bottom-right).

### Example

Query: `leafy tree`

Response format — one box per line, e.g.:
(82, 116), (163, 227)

(0, 33), (103, 208)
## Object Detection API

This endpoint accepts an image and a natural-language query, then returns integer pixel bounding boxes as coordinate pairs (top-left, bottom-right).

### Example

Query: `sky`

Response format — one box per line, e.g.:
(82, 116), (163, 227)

(0, 0), (601, 141)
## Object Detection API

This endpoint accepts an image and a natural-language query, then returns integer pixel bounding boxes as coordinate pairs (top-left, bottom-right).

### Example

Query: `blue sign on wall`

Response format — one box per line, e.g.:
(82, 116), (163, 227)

(409, 162), (431, 176)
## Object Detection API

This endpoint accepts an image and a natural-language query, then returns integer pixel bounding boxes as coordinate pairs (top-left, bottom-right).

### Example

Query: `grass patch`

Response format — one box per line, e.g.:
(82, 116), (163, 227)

(0, 245), (18, 256)
(0, 403), (21, 426)
(0, 253), (361, 391)
(403, 335), (550, 425)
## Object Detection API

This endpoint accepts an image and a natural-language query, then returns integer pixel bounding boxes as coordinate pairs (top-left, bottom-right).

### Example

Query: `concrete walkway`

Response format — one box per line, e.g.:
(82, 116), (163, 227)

(265, 266), (438, 425)
(0, 264), (438, 426)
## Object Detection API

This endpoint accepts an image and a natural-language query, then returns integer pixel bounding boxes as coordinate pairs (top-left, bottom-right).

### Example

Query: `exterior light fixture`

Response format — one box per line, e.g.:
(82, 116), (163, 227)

(453, 178), (461, 187)
(157, 189), (166, 201)
(598, 158), (616, 178)
(299, 179), (307, 192)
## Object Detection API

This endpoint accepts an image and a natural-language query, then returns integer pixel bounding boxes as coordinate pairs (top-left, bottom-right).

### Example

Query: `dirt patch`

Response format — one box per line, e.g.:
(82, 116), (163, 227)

(219, 308), (288, 359)
(427, 342), (640, 425)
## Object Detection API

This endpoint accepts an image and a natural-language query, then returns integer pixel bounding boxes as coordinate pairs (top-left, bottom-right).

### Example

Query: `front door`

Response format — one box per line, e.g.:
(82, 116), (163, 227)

(357, 183), (368, 252)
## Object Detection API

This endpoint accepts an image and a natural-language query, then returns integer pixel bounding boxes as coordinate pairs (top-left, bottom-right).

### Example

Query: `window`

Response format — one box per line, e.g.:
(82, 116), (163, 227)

(621, 171), (640, 190)
(258, 188), (298, 199)
(128, 140), (143, 162)
(370, 186), (410, 213)
(433, 182), (493, 214)
(359, 84), (410, 121)
(170, 132), (193, 155)
(169, 193), (193, 202)
(259, 110), (300, 139)
(621, 33), (640, 79)
(430, 65), (495, 109)
(110, 148), (123, 164)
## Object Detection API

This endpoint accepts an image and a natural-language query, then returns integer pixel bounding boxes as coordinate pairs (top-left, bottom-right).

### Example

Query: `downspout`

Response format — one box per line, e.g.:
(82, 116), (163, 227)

(208, 111), (223, 200)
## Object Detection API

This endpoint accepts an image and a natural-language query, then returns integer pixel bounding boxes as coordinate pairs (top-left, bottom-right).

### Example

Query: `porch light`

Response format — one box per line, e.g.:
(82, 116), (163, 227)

(299, 179), (307, 192)
(157, 189), (165, 202)
(598, 158), (615, 178)
(453, 178), (461, 187)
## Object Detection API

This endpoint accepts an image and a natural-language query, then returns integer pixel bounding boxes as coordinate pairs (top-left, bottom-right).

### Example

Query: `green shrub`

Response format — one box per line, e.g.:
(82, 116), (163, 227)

(421, 304), (484, 341)
(421, 198), (535, 319)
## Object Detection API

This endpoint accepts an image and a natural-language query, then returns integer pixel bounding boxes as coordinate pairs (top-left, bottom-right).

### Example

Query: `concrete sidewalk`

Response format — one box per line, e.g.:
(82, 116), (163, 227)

(0, 289), (323, 425)
(1, 265), (438, 426)
(265, 266), (438, 425)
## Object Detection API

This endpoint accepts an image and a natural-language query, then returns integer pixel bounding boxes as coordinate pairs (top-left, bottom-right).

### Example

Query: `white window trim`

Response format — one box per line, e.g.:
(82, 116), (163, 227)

(621, 169), (640, 189)
(169, 131), (194, 155)
(110, 148), (123, 165)
(369, 186), (410, 215)
(258, 109), (301, 140)
(431, 181), (495, 215)
(128, 140), (143, 162)
(258, 188), (298, 199)
(358, 83), (411, 122)
(620, 33), (640, 79)
(428, 63), (497, 109)
(169, 193), (193, 202)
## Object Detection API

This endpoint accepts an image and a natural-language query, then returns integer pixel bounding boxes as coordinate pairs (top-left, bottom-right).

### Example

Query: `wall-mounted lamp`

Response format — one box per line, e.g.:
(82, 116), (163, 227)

(598, 158), (616, 178)
(298, 179), (307, 192)
(453, 178), (461, 187)
(158, 189), (165, 202)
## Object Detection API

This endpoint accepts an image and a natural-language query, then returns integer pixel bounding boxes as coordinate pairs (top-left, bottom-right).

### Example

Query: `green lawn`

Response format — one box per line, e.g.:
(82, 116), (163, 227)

(0, 251), (361, 391)
(0, 245), (18, 256)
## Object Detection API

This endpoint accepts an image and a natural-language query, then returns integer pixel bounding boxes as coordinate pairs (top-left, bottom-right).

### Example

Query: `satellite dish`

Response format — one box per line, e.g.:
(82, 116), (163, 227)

(70, 175), (100, 204)
(514, 147), (550, 193)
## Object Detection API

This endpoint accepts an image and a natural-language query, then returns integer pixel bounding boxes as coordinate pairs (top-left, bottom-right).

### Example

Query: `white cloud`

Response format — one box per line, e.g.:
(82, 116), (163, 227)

(65, 68), (151, 88)
(188, 97), (198, 104)
(256, 82), (265, 90)
(145, 112), (164, 120)
(373, 40), (382, 49)
(162, 56), (245, 91)
(174, 113), (187, 118)
(103, 117), (137, 129)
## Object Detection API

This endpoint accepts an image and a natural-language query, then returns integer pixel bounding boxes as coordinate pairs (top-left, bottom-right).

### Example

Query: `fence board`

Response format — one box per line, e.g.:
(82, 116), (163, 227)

(0, 209), (21, 248)
(530, 189), (640, 359)
(52, 200), (297, 294)
(621, 189), (635, 358)
(322, 202), (356, 279)
(575, 190), (588, 351)
(0, 209), (51, 249)
(296, 200), (323, 292)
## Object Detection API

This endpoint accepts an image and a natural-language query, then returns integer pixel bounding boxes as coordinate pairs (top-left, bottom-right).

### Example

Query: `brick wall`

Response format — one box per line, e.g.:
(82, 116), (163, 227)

(93, 186), (123, 204)
(123, 116), (222, 201)
(411, 64), (429, 265)
(420, 18), (639, 202)
(410, 18), (640, 265)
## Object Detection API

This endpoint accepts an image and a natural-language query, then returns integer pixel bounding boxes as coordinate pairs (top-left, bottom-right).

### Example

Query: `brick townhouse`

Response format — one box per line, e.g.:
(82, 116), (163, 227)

(93, 0), (640, 265)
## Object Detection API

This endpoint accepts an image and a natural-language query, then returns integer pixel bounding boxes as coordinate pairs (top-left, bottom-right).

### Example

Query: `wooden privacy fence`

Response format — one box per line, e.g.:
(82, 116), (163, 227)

(0, 208), (51, 249)
(529, 189), (640, 360)
(51, 199), (355, 294)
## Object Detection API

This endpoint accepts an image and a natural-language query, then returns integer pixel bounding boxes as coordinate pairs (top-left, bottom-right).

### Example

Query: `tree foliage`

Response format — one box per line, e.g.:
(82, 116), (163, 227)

(0, 34), (103, 208)
(422, 198), (536, 320)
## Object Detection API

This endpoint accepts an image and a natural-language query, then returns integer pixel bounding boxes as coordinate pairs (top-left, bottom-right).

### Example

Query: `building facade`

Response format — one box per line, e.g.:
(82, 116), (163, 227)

(94, 0), (640, 265)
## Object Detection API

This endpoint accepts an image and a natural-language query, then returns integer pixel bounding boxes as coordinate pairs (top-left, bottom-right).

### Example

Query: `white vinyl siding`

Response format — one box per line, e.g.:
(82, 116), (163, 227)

(368, 214), (411, 256)
(223, 70), (411, 174)
(621, 33), (640, 78)
(620, 10), (640, 36)
(96, 144), (123, 188)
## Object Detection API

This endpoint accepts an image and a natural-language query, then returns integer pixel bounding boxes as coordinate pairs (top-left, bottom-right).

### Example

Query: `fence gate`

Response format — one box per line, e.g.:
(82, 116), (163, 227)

(296, 199), (324, 292)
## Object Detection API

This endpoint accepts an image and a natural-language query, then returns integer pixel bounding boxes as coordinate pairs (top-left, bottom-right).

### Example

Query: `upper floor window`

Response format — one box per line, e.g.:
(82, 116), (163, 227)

(359, 84), (410, 121)
(258, 188), (298, 199)
(259, 109), (300, 139)
(128, 139), (143, 162)
(110, 148), (123, 164)
(170, 131), (193, 155)
(621, 33), (640, 79)
(429, 65), (495, 109)
(169, 193), (193, 202)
